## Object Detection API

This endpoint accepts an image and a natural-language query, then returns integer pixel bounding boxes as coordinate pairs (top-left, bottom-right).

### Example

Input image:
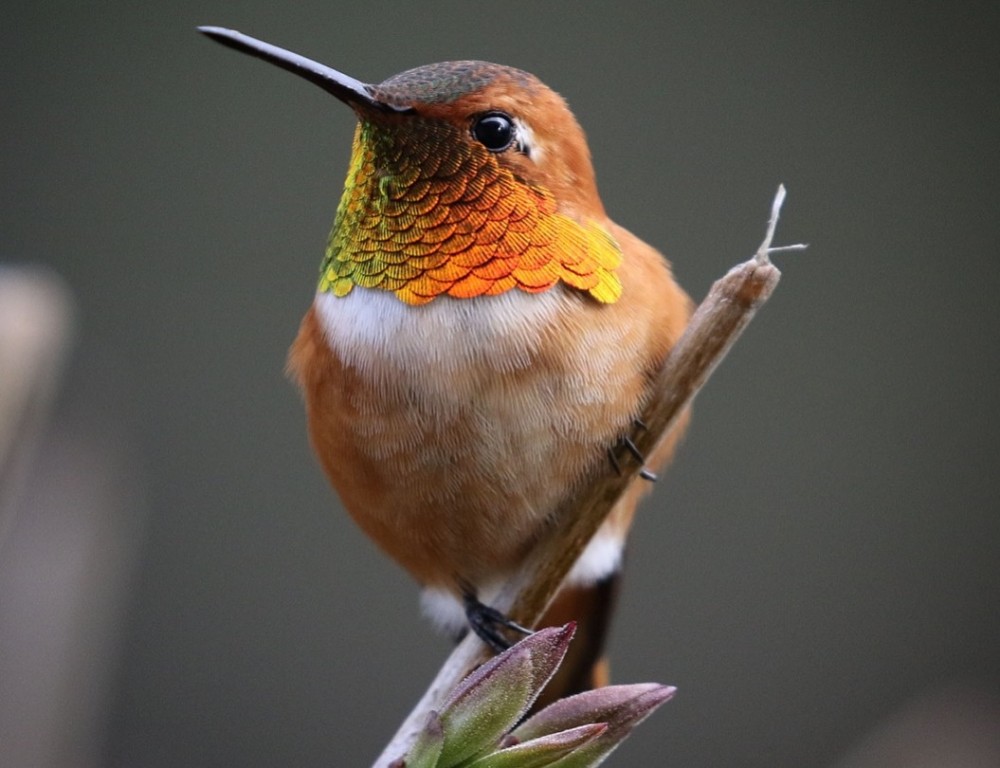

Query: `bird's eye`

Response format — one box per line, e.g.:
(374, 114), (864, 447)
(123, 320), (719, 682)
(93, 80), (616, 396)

(471, 112), (515, 152)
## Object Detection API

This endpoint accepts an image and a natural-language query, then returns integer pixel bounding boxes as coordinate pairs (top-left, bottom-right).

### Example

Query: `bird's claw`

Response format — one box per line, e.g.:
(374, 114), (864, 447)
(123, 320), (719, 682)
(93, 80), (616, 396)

(463, 592), (532, 652)
(607, 421), (657, 482)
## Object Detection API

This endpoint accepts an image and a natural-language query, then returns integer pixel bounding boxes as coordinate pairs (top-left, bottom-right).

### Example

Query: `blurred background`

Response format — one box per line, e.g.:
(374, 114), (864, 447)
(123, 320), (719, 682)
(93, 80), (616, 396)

(2, 1), (998, 766)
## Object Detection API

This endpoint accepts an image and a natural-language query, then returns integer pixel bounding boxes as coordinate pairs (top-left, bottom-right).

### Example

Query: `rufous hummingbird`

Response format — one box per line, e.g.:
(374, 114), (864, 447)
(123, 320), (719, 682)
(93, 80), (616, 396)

(200, 27), (692, 698)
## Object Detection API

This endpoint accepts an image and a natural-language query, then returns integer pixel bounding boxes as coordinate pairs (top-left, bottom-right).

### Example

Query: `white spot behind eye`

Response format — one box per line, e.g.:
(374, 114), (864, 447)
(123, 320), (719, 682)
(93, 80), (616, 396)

(514, 117), (542, 162)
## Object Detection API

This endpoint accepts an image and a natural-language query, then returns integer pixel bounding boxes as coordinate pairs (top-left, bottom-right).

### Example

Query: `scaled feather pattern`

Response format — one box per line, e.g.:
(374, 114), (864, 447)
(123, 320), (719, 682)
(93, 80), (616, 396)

(319, 119), (623, 305)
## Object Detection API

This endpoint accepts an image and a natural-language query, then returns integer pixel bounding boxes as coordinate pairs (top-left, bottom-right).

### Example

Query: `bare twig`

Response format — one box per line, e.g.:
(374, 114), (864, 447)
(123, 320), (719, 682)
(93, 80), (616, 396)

(373, 186), (801, 767)
(0, 267), (74, 545)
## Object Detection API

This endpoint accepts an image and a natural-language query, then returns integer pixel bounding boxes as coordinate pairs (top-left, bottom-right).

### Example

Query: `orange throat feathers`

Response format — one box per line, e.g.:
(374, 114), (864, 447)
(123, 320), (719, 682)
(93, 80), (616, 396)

(319, 119), (623, 306)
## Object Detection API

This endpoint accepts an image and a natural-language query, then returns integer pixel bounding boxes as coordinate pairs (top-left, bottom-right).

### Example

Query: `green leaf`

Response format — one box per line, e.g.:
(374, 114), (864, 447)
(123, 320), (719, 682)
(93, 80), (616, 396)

(436, 625), (575, 767)
(464, 723), (607, 768)
(511, 684), (675, 767)
(400, 710), (445, 768)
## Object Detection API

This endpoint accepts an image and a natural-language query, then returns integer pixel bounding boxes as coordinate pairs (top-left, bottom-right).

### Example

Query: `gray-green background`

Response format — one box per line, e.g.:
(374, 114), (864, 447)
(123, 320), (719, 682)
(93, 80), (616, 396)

(3, 1), (998, 766)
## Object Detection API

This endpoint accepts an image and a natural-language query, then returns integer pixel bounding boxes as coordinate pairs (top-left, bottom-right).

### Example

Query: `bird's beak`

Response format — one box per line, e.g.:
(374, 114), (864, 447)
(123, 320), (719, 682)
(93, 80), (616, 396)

(198, 26), (413, 115)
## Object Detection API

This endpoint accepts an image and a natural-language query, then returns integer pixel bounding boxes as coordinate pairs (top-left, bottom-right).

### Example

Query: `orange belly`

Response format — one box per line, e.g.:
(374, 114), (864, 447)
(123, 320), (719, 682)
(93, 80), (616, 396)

(287, 223), (690, 604)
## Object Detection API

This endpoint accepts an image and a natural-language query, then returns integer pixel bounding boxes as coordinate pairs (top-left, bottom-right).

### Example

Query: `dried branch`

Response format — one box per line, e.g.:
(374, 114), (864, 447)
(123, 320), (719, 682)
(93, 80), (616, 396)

(373, 186), (804, 767)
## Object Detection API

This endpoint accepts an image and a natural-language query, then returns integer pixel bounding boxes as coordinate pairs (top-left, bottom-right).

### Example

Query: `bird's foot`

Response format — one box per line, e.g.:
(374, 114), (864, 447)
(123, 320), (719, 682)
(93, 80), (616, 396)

(462, 592), (533, 652)
(607, 419), (657, 482)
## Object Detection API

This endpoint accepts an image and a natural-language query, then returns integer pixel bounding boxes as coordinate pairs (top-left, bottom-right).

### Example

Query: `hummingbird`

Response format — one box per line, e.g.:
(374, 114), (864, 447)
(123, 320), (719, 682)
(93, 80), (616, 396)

(200, 27), (692, 698)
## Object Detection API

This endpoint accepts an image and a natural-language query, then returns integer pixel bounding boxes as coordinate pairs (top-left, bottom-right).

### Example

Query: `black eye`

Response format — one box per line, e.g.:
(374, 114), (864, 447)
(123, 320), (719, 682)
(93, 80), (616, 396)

(472, 112), (515, 152)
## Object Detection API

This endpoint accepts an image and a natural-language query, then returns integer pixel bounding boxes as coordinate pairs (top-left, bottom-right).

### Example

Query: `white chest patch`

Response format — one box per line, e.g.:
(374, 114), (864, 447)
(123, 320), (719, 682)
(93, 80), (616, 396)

(313, 287), (566, 377)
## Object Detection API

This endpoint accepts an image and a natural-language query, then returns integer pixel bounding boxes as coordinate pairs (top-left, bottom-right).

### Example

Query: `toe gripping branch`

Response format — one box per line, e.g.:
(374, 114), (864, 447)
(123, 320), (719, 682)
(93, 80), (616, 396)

(607, 419), (657, 482)
(462, 591), (533, 652)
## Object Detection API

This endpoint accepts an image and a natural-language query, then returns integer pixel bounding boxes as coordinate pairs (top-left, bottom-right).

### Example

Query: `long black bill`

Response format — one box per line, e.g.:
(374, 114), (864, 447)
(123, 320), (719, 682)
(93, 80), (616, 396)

(197, 26), (412, 113)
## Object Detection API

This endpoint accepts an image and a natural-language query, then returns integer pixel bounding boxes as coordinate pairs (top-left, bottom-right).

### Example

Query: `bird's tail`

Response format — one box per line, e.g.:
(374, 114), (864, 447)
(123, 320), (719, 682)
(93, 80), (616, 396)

(531, 570), (622, 710)
(531, 409), (690, 710)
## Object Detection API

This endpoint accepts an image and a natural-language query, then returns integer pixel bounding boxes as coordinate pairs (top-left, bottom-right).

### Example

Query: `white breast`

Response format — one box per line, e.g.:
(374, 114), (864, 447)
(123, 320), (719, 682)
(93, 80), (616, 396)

(313, 286), (564, 378)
